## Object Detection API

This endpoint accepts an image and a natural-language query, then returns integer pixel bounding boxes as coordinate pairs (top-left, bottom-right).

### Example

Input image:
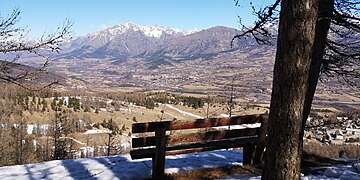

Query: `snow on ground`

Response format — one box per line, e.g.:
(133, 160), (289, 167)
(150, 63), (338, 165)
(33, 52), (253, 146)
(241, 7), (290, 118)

(164, 104), (203, 119)
(85, 129), (112, 134)
(27, 124), (35, 134)
(0, 150), (359, 180)
(219, 114), (237, 117)
(212, 123), (261, 131)
(61, 137), (86, 145)
(0, 150), (243, 180)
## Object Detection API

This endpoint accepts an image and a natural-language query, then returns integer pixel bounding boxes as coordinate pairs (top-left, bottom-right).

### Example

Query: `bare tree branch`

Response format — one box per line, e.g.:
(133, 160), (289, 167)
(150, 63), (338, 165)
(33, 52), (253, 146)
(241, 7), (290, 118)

(231, 0), (280, 46)
(233, 0), (360, 87)
(0, 8), (72, 90)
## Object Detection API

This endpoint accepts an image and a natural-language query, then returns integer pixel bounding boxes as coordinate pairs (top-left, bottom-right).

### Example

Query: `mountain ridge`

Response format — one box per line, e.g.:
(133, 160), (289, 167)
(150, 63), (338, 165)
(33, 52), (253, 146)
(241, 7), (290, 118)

(44, 22), (279, 92)
(59, 23), (250, 60)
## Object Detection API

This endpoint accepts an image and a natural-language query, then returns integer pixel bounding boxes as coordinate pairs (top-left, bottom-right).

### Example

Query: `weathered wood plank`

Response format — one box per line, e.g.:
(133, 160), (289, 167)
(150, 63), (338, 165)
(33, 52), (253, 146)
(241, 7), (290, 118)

(132, 128), (259, 148)
(130, 136), (258, 159)
(132, 114), (263, 133)
(152, 126), (166, 179)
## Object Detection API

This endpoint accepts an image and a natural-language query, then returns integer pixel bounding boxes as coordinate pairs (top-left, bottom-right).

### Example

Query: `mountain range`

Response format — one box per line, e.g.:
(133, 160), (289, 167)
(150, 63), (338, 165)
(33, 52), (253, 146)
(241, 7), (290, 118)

(58, 22), (269, 63)
(43, 22), (277, 92)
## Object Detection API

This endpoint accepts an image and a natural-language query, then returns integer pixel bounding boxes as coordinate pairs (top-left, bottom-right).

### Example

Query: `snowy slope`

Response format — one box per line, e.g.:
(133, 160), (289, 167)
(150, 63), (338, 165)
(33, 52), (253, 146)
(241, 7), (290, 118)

(0, 150), (359, 180)
(0, 150), (244, 180)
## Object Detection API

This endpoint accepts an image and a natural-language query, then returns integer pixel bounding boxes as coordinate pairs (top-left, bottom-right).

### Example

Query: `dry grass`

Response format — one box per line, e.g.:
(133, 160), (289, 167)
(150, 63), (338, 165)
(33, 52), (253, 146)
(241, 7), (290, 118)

(163, 165), (261, 180)
(94, 87), (144, 92)
(314, 92), (360, 102)
(182, 85), (218, 90)
(171, 92), (213, 98)
(162, 103), (269, 120)
(304, 140), (360, 158)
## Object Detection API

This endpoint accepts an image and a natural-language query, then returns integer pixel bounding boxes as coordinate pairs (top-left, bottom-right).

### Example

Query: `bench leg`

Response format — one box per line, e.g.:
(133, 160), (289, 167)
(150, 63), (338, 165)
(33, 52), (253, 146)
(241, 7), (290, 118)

(253, 114), (268, 166)
(152, 127), (166, 179)
(243, 144), (255, 165)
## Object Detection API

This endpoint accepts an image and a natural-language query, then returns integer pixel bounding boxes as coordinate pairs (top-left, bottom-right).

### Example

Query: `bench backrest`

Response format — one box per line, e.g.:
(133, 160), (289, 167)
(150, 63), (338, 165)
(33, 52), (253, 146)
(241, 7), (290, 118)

(131, 114), (267, 154)
(131, 114), (268, 178)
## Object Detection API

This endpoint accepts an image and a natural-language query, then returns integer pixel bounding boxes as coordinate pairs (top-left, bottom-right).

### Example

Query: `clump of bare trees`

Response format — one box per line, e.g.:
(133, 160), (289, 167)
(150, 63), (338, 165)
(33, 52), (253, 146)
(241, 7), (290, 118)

(100, 118), (128, 156)
(0, 7), (72, 166)
(0, 91), (41, 165)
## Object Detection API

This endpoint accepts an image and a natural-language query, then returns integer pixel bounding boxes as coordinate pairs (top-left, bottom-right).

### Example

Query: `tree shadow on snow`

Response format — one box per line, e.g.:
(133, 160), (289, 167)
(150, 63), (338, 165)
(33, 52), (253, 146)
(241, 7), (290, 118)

(163, 150), (244, 173)
(61, 159), (97, 180)
(24, 164), (37, 180)
(58, 150), (243, 179)
(91, 155), (152, 179)
(94, 150), (243, 179)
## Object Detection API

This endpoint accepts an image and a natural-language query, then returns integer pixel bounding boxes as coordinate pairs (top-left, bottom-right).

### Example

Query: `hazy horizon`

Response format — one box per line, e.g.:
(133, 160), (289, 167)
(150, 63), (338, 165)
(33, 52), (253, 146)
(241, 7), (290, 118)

(0, 0), (272, 38)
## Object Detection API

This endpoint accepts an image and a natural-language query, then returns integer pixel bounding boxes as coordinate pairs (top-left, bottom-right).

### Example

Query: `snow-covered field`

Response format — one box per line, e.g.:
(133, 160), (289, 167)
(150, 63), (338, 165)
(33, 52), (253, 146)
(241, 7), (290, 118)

(0, 150), (359, 180)
(0, 150), (243, 180)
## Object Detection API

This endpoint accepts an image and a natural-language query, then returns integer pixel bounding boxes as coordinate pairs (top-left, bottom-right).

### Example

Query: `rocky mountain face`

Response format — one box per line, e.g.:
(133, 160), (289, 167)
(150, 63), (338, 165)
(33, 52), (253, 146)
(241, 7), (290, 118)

(61, 23), (193, 58)
(59, 23), (264, 62)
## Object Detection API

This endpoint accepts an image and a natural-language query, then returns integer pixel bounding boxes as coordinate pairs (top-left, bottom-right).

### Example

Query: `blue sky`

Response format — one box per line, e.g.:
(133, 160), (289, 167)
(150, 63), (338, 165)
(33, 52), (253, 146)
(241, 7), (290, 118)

(0, 0), (271, 38)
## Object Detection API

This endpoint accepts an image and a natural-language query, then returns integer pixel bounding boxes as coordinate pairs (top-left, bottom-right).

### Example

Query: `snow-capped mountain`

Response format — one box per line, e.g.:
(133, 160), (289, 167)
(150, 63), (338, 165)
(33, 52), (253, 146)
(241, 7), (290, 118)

(61, 23), (201, 58)
(59, 22), (264, 60)
(101, 22), (195, 38)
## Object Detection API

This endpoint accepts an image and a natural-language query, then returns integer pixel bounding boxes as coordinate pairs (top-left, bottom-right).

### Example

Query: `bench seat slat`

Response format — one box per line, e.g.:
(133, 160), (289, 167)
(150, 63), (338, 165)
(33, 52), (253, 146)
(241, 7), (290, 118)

(132, 115), (262, 133)
(130, 136), (258, 159)
(132, 128), (259, 148)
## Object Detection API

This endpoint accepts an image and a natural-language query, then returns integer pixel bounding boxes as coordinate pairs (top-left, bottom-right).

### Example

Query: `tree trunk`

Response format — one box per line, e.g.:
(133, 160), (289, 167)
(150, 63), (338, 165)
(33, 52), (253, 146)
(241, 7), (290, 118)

(107, 133), (111, 156)
(19, 120), (24, 164)
(46, 136), (49, 160)
(263, 0), (319, 179)
(301, 0), (334, 136)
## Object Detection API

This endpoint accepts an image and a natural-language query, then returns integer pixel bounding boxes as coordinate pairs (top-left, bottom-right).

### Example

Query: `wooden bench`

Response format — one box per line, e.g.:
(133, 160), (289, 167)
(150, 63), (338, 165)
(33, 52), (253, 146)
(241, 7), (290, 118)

(130, 114), (268, 179)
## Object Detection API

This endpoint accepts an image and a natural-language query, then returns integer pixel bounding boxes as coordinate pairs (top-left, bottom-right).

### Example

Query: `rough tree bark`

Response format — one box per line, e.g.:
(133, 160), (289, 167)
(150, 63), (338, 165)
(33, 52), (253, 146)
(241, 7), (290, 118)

(301, 0), (334, 142)
(263, 0), (319, 179)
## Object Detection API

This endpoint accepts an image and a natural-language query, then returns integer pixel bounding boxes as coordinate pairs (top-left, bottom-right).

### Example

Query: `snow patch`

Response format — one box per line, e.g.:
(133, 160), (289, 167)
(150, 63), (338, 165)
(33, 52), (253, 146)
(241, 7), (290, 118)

(324, 167), (342, 178)
(85, 129), (112, 134)
(92, 22), (199, 39)
(164, 104), (203, 118)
